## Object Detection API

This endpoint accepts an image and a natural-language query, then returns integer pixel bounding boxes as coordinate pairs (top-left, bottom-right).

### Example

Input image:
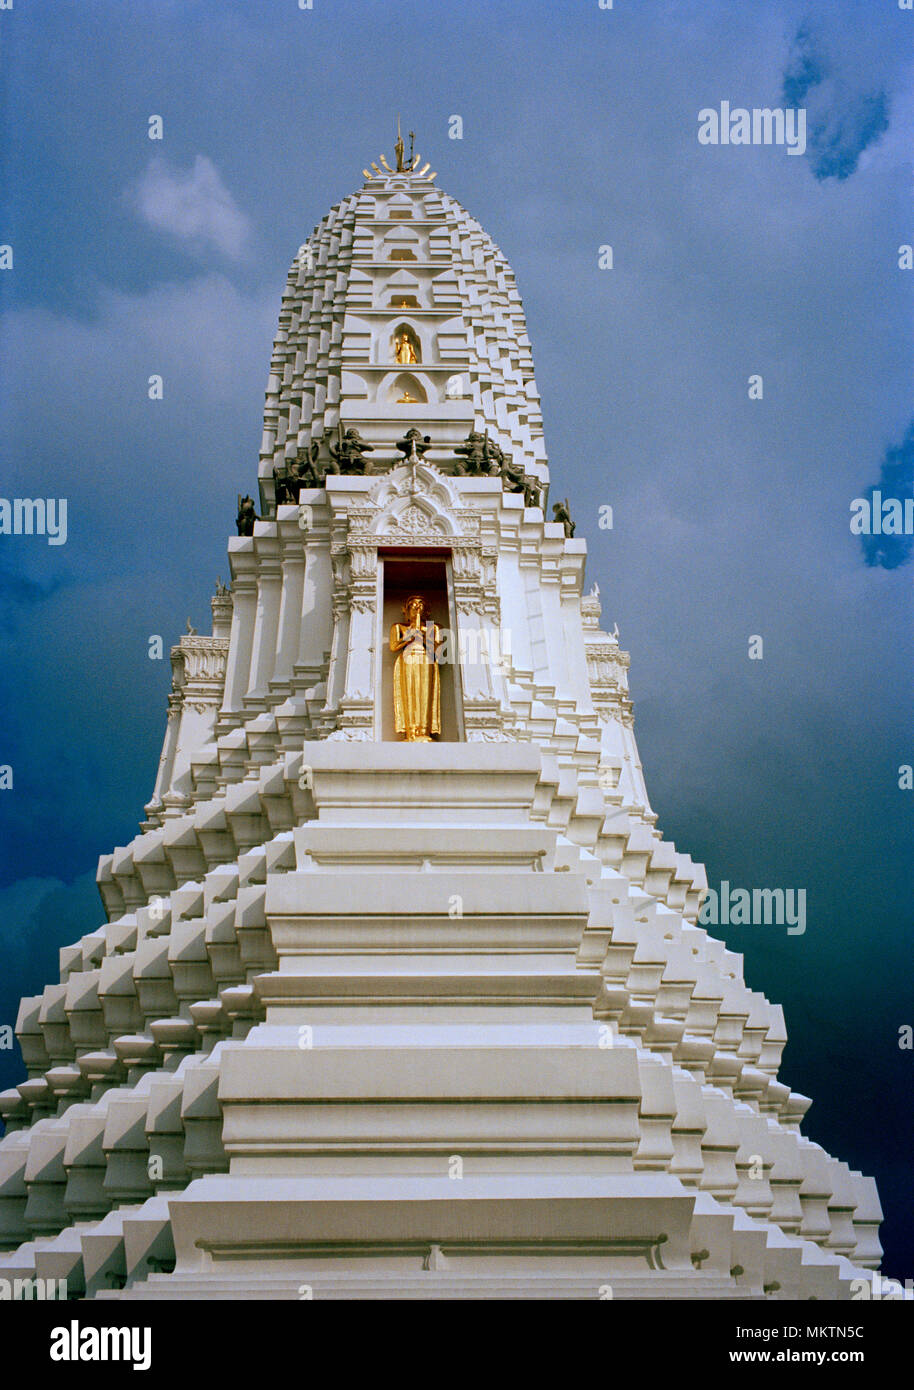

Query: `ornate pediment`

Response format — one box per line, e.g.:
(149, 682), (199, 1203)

(361, 462), (472, 544)
(383, 503), (450, 540)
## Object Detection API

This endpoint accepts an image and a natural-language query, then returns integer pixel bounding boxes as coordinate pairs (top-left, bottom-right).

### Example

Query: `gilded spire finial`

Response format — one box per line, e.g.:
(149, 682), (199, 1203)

(364, 124), (434, 182)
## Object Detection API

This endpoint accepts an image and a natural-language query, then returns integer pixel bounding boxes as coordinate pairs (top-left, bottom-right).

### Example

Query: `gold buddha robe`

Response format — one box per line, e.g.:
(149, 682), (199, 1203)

(390, 623), (441, 741)
(394, 335), (418, 365)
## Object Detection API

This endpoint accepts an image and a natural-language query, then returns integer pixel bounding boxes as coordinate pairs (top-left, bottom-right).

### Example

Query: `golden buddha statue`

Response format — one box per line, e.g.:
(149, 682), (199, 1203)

(394, 332), (418, 365)
(390, 595), (441, 742)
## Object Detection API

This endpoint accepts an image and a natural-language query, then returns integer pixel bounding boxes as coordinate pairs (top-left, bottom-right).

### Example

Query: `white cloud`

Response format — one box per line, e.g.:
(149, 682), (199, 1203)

(130, 155), (251, 259)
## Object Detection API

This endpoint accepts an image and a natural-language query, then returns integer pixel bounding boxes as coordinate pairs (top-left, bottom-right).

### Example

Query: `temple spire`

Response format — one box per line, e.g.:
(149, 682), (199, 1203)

(372, 119), (420, 177)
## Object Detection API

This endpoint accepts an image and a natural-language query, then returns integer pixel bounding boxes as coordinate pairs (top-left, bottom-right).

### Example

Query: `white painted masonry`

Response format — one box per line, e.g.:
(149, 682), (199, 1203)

(0, 160), (880, 1300)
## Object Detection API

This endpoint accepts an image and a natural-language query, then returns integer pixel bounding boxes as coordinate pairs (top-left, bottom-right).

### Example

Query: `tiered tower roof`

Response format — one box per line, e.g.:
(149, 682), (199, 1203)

(259, 163), (548, 503)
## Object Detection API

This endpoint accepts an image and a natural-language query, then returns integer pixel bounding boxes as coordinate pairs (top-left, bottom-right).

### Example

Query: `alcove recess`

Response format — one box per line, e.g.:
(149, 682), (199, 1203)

(379, 551), (462, 742)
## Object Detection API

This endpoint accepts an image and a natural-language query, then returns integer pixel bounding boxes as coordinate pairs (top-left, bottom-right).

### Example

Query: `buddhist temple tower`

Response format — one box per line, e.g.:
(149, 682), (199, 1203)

(0, 141), (881, 1300)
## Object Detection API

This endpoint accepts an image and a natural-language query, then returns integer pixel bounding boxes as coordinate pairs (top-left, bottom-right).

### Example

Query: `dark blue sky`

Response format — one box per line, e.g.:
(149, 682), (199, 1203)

(1, 0), (912, 1275)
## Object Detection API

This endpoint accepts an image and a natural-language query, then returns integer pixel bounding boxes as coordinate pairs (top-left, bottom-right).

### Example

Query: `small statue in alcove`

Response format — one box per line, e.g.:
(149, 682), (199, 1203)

(390, 595), (442, 743)
(394, 332), (419, 365)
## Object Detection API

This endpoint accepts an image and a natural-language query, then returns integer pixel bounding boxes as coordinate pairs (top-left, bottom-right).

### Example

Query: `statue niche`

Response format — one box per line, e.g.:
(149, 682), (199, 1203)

(390, 595), (442, 742)
(390, 373), (427, 404)
(391, 325), (420, 365)
(387, 193), (414, 221)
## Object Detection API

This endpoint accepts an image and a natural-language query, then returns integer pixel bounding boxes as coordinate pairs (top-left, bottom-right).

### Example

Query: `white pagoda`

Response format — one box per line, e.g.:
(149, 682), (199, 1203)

(0, 139), (881, 1299)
